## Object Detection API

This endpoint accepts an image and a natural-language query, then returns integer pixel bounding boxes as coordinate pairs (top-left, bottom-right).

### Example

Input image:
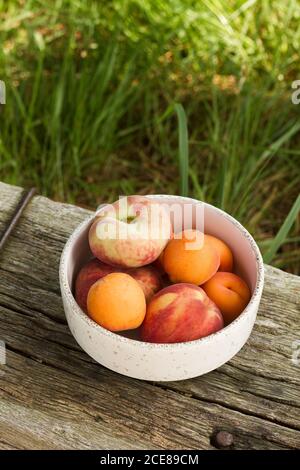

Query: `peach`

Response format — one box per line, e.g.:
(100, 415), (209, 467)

(152, 250), (165, 273)
(127, 266), (162, 302)
(163, 229), (220, 285)
(141, 283), (224, 343)
(87, 272), (146, 331)
(75, 259), (116, 312)
(75, 259), (162, 311)
(204, 234), (233, 272)
(202, 272), (251, 325)
(89, 196), (172, 268)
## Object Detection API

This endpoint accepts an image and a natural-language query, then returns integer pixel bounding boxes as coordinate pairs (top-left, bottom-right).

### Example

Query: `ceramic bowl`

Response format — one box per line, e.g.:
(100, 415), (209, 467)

(59, 195), (264, 381)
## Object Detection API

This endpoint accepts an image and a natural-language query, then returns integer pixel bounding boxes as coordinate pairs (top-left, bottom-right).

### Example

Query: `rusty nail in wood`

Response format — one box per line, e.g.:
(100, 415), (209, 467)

(213, 431), (234, 449)
(0, 187), (36, 251)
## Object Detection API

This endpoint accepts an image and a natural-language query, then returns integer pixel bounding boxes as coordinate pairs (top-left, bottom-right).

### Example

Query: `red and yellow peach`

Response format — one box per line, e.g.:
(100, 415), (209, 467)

(141, 283), (224, 343)
(75, 258), (116, 312)
(127, 265), (162, 302)
(89, 196), (172, 268)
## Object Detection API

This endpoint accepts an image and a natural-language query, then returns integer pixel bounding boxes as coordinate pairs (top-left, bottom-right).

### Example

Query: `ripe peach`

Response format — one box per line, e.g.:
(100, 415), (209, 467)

(75, 259), (116, 312)
(141, 283), (224, 343)
(204, 234), (233, 272)
(75, 259), (162, 311)
(202, 272), (251, 325)
(87, 272), (146, 331)
(163, 229), (220, 285)
(127, 266), (162, 302)
(89, 196), (172, 268)
(153, 250), (165, 273)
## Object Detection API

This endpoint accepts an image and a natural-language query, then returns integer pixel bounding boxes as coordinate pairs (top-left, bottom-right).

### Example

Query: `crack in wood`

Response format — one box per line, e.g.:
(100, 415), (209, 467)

(150, 382), (300, 434)
(0, 294), (67, 326)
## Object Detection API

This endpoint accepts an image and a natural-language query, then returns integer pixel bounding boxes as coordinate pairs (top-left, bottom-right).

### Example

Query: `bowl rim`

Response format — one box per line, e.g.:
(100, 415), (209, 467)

(59, 195), (264, 349)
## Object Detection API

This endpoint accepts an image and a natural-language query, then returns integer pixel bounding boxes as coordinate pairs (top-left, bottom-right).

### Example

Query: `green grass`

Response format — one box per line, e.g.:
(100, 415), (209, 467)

(0, 0), (300, 273)
(175, 103), (189, 197)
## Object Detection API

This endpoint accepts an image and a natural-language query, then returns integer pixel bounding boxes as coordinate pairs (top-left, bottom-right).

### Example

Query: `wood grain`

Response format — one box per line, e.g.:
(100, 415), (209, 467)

(0, 181), (299, 450)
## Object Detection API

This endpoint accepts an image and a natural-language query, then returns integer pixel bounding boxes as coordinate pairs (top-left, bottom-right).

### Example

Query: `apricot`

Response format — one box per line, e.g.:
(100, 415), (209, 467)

(141, 283), (224, 343)
(163, 229), (220, 285)
(204, 234), (233, 272)
(202, 272), (251, 325)
(87, 272), (146, 331)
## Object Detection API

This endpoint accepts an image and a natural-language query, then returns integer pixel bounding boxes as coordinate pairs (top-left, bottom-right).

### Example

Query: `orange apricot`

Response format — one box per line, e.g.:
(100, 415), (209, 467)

(163, 229), (220, 285)
(202, 272), (251, 325)
(87, 272), (146, 331)
(204, 234), (233, 272)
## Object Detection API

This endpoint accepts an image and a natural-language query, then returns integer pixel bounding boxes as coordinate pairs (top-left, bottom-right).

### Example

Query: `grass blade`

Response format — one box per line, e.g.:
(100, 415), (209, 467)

(175, 103), (189, 197)
(264, 193), (300, 264)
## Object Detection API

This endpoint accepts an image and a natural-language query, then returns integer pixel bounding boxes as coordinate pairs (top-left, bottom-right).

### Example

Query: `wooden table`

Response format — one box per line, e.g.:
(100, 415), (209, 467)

(0, 182), (299, 450)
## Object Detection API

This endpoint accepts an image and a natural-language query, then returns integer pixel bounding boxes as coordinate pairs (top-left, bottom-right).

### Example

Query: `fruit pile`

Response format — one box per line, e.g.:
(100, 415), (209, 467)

(75, 196), (251, 343)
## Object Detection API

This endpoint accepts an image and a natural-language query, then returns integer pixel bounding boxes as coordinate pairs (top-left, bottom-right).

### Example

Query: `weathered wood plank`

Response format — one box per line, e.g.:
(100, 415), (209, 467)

(1, 345), (299, 450)
(163, 267), (300, 430)
(0, 181), (300, 450)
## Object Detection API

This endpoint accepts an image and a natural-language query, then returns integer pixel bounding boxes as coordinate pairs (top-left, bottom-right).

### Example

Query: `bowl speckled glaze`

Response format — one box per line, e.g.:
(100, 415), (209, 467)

(59, 195), (264, 381)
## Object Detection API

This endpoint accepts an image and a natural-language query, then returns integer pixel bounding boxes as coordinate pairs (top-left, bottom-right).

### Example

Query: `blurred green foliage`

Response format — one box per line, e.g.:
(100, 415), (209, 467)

(0, 0), (299, 272)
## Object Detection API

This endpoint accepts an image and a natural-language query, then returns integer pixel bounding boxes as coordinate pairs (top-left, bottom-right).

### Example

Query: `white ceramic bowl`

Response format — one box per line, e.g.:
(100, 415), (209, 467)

(59, 195), (264, 381)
